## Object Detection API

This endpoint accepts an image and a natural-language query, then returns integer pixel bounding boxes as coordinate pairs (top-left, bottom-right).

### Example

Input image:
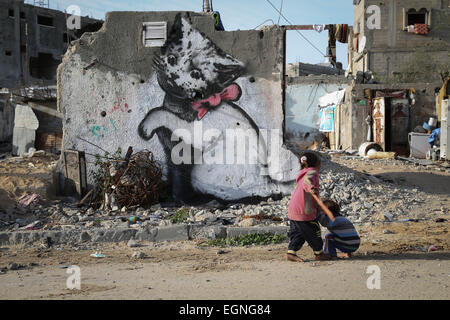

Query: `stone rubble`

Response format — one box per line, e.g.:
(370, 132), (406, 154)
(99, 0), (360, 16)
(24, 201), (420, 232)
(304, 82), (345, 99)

(0, 154), (447, 236)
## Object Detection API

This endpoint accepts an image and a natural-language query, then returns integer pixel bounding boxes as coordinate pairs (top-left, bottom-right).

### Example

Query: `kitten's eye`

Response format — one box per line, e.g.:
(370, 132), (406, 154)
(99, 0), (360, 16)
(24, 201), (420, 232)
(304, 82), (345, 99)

(167, 55), (177, 66)
(190, 69), (201, 79)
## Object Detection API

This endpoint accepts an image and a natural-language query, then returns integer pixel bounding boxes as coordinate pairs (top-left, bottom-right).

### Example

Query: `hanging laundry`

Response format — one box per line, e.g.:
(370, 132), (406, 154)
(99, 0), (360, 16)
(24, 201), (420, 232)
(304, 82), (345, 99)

(327, 24), (337, 64)
(414, 24), (429, 35)
(212, 11), (225, 31)
(334, 24), (349, 43)
(313, 24), (326, 33)
(353, 34), (359, 52)
(328, 24), (336, 43)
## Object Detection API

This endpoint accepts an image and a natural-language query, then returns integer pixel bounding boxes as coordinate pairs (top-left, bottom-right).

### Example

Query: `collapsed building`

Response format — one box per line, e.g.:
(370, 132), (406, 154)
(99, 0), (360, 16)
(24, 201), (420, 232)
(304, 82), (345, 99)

(0, 0), (102, 155)
(0, 0), (100, 88)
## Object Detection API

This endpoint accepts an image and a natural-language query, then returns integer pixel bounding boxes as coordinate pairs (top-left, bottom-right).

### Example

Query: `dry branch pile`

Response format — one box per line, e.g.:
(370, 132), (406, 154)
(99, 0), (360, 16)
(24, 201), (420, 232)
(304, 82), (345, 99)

(83, 148), (163, 210)
(114, 150), (163, 207)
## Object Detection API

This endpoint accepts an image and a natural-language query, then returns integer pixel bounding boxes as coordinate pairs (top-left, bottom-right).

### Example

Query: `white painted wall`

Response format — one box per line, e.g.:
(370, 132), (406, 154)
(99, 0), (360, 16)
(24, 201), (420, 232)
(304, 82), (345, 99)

(60, 55), (299, 201)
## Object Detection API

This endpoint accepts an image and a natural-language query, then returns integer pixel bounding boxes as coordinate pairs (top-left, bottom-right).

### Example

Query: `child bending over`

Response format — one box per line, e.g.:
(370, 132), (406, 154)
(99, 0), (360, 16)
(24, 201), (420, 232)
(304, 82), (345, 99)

(318, 200), (360, 259)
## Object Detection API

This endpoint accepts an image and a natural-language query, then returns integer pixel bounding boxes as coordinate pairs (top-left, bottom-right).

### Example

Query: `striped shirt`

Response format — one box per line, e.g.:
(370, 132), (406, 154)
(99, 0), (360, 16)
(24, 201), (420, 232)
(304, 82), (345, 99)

(317, 213), (360, 249)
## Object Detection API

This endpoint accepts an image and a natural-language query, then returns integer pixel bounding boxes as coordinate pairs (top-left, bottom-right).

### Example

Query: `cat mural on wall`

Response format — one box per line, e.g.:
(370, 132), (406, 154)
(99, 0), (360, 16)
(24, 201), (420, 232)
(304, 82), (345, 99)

(139, 13), (296, 204)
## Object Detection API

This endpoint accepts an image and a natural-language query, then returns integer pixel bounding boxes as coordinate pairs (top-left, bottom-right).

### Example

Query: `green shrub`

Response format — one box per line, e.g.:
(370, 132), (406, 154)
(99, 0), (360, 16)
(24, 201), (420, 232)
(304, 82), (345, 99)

(205, 233), (287, 247)
(169, 208), (189, 224)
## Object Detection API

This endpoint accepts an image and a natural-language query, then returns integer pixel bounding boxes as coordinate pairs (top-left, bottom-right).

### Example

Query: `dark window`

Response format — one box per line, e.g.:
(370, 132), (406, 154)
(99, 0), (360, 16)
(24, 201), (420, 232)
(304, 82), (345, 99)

(29, 53), (60, 80)
(20, 12), (25, 19)
(407, 9), (427, 25)
(37, 15), (54, 27)
(8, 9), (14, 17)
(5, 51), (12, 56)
(20, 45), (26, 53)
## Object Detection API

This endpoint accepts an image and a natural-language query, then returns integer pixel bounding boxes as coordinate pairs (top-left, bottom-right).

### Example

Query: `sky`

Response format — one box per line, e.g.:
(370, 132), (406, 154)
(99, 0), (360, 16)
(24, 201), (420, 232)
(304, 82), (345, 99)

(33, 0), (354, 67)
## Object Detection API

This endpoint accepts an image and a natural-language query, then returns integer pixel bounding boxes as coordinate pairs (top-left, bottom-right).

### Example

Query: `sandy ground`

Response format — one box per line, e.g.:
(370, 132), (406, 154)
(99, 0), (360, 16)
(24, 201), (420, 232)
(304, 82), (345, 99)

(0, 221), (448, 300)
(0, 155), (59, 210)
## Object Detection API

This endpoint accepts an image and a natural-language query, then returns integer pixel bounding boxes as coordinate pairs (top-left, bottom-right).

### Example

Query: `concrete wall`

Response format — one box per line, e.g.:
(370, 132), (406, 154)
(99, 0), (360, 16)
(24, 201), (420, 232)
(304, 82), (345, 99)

(0, 0), (100, 89)
(351, 0), (450, 81)
(58, 11), (300, 202)
(339, 81), (442, 150)
(285, 76), (350, 149)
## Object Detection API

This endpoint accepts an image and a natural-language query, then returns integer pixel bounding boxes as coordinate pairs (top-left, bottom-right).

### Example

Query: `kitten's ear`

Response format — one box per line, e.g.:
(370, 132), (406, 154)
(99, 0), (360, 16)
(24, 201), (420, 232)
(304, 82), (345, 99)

(168, 14), (184, 44)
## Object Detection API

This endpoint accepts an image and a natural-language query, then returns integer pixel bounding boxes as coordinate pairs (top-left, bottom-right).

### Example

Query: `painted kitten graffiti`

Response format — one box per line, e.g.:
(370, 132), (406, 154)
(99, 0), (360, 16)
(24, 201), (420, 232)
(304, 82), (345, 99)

(145, 13), (246, 122)
(138, 14), (291, 203)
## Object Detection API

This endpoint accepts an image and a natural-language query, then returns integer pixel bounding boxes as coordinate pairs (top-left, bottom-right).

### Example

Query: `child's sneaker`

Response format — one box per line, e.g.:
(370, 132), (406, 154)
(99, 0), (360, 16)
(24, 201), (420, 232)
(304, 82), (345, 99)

(314, 253), (332, 261)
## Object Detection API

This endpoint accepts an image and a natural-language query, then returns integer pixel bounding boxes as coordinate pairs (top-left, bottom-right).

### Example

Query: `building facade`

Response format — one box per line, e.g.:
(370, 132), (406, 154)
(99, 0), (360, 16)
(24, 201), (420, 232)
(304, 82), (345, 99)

(349, 0), (450, 82)
(0, 0), (100, 89)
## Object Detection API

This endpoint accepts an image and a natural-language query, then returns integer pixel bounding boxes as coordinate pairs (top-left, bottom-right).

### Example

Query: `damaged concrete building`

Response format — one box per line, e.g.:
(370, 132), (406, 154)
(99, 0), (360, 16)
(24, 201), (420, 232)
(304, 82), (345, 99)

(334, 0), (450, 157)
(349, 0), (450, 82)
(0, 0), (102, 155)
(0, 0), (100, 89)
(58, 11), (300, 202)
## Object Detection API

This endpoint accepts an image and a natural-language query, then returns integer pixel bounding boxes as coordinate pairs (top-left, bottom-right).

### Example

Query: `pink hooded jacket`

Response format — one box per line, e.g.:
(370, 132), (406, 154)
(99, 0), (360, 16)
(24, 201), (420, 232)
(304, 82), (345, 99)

(288, 167), (320, 222)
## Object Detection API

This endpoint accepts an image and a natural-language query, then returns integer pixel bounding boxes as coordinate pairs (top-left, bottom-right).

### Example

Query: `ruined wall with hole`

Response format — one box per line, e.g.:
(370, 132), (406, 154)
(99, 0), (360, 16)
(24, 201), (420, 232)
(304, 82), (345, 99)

(285, 76), (350, 150)
(58, 11), (300, 202)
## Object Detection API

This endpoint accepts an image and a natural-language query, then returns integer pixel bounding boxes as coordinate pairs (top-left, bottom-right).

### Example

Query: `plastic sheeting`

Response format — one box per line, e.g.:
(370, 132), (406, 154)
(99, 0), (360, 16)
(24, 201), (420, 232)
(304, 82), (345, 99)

(318, 89), (346, 107)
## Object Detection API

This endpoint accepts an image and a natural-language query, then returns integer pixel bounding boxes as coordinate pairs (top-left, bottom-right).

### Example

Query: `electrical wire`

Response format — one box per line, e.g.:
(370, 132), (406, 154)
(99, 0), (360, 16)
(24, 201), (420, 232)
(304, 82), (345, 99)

(277, 0), (284, 25)
(264, 0), (325, 57)
(253, 19), (276, 30)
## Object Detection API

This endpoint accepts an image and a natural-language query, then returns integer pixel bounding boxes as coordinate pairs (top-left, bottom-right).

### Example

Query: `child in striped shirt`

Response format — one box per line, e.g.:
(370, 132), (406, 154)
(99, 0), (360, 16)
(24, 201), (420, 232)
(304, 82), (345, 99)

(317, 200), (360, 259)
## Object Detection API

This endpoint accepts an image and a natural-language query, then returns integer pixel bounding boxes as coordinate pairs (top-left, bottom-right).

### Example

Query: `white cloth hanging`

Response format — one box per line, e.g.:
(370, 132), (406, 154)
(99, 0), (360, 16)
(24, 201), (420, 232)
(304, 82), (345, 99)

(313, 24), (326, 33)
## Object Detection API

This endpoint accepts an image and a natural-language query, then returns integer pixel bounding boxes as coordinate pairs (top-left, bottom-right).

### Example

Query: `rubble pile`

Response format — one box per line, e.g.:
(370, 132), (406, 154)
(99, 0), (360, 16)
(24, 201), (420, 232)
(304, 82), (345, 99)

(0, 154), (447, 235)
(319, 166), (420, 223)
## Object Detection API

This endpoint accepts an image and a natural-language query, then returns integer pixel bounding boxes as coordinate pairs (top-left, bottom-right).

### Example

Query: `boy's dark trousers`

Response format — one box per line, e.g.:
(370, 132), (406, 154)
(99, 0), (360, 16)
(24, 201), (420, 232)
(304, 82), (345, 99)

(324, 233), (358, 257)
(288, 220), (323, 255)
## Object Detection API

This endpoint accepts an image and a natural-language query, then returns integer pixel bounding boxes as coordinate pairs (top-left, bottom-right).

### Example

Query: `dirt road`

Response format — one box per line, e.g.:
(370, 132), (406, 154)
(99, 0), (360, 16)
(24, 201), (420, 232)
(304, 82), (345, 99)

(0, 221), (449, 300)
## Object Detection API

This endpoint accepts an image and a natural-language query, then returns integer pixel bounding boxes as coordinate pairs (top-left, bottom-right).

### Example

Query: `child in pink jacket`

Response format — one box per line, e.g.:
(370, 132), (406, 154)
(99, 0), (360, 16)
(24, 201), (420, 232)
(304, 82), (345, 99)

(286, 152), (335, 262)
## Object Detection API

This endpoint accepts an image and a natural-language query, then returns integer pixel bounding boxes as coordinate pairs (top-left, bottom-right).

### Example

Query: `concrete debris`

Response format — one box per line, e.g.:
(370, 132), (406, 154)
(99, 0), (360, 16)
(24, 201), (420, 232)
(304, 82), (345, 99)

(0, 154), (446, 240)
(131, 251), (145, 259)
(238, 218), (257, 227)
(7, 262), (20, 270)
(127, 239), (138, 248)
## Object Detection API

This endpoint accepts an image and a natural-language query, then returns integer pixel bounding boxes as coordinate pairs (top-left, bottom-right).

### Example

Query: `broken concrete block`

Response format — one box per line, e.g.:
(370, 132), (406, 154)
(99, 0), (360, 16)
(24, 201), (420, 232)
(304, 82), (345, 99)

(12, 105), (39, 156)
